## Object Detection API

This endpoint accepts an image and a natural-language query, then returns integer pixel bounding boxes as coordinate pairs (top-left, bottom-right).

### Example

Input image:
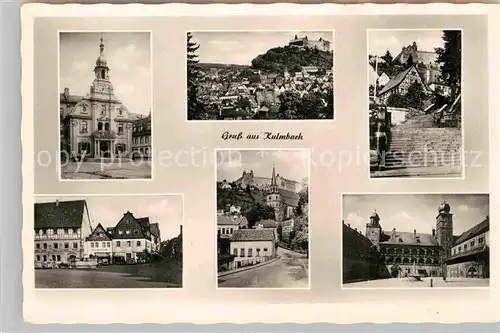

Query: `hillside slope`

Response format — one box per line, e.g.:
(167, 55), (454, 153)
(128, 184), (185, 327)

(251, 46), (333, 73)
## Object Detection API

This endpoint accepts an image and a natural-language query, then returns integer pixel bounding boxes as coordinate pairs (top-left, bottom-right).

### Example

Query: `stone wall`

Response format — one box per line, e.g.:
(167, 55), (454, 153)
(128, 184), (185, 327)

(447, 261), (489, 278)
(343, 223), (390, 283)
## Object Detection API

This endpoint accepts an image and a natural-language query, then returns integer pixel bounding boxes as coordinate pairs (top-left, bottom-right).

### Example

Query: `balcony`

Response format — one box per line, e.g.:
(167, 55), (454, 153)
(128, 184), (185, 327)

(91, 130), (117, 139)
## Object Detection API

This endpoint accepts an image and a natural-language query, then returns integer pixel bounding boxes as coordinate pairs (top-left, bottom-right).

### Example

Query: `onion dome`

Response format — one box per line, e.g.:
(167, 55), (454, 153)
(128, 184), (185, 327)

(95, 37), (107, 67)
(438, 201), (451, 213)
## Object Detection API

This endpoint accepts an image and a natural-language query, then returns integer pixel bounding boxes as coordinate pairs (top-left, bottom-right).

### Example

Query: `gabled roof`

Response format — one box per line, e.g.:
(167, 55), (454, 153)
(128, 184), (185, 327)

(279, 189), (300, 207)
(150, 223), (160, 238)
(453, 217), (489, 246)
(35, 200), (87, 229)
(380, 231), (440, 247)
(112, 212), (151, 240)
(85, 223), (112, 241)
(377, 65), (426, 96)
(60, 93), (83, 104)
(257, 219), (277, 228)
(136, 217), (150, 230)
(217, 215), (247, 227)
(231, 228), (275, 242)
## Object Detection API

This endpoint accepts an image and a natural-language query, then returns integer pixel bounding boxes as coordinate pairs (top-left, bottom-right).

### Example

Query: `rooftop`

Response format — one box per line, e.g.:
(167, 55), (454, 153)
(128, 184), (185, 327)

(453, 217), (489, 246)
(231, 228), (275, 242)
(35, 200), (87, 229)
(380, 231), (440, 247)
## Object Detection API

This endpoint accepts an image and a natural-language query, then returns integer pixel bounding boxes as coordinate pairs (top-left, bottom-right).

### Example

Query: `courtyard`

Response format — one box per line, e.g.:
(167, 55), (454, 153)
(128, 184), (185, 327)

(343, 277), (490, 289)
(35, 260), (182, 288)
(61, 160), (152, 179)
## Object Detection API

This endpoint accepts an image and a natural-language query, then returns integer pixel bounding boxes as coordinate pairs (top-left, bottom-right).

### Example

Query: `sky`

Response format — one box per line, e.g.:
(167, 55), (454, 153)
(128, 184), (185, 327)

(343, 194), (489, 236)
(217, 150), (309, 183)
(368, 30), (446, 58)
(59, 32), (151, 116)
(35, 195), (183, 241)
(191, 31), (334, 65)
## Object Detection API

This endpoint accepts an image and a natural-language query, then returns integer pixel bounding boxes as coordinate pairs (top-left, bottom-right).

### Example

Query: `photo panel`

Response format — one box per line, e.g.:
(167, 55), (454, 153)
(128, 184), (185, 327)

(58, 31), (153, 180)
(342, 193), (490, 289)
(33, 194), (183, 288)
(368, 29), (463, 179)
(216, 149), (310, 289)
(187, 30), (335, 121)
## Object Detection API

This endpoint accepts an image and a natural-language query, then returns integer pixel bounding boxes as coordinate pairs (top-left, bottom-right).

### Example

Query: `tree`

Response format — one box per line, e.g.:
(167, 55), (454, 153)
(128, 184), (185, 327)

(404, 81), (427, 110)
(435, 30), (461, 99)
(245, 202), (276, 228)
(386, 93), (406, 108)
(187, 32), (203, 120)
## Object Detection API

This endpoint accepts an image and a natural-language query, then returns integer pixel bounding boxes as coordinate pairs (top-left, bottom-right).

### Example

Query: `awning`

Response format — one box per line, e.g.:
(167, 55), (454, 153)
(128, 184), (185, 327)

(94, 252), (111, 257)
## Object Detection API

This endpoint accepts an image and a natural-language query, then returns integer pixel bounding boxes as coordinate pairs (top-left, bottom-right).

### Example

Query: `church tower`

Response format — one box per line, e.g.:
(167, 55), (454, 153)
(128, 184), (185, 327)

(365, 209), (382, 246)
(436, 200), (454, 256)
(266, 165), (282, 221)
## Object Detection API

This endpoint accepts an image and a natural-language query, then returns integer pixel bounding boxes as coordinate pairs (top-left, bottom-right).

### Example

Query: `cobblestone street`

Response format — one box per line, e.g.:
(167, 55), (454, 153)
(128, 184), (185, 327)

(218, 247), (309, 288)
(61, 161), (152, 179)
(343, 277), (490, 288)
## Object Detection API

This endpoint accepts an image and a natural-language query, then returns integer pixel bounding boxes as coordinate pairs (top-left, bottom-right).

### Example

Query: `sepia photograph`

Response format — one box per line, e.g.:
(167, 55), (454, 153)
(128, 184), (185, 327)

(216, 149), (310, 288)
(368, 30), (462, 178)
(342, 193), (489, 289)
(187, 31), (334, 120)
(34, 194), (183, 288)
(59, 31), (152, 180)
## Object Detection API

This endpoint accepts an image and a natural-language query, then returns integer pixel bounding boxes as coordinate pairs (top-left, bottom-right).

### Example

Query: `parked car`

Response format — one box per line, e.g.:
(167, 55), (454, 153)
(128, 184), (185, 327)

(58, 262), (70, 269)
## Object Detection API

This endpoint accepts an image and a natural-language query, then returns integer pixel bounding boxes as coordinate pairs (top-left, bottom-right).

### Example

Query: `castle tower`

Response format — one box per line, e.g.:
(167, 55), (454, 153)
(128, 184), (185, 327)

(436, 200), (454, 256)
(365, 209), (382, 246)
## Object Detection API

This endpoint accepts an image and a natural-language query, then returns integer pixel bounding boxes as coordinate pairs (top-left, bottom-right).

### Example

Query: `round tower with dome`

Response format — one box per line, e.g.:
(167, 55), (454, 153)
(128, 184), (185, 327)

(436, 200), (454, 256)
(365, 209), (382, 246)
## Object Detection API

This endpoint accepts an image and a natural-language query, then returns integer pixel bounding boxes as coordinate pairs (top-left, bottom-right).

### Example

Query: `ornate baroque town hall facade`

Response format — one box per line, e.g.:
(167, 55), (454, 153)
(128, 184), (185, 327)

(60, 38), (135, 159)
(343, 200), (490, 282)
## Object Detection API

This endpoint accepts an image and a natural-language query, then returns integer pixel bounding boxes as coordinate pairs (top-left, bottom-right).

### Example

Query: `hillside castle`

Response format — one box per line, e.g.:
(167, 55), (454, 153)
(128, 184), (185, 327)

(393, 41), (438, 66)
(288, 35), (331, 52)
(235, 168), (306, 193)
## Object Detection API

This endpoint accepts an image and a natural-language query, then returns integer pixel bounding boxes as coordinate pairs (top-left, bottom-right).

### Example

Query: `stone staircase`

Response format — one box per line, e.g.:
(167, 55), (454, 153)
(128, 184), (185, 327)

(381, 114), (462, 169)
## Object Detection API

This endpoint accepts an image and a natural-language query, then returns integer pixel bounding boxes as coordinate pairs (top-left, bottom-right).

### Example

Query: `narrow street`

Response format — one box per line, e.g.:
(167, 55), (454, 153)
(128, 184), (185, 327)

(218, 247), (309, 288)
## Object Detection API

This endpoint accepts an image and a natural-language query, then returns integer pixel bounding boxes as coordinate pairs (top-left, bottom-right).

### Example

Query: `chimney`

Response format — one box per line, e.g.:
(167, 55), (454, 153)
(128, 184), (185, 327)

(180, 225), (183, 235)
(64, 87), (69, 96)
(432, 229), (436, 237)
(414, 229), (416, 237)
(392, 228), (396, 238)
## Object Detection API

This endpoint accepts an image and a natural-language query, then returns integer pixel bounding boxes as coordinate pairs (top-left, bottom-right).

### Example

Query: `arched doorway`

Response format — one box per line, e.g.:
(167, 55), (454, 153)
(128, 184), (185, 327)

(467, 266), (478, 278)
(67, 254), (77, 266)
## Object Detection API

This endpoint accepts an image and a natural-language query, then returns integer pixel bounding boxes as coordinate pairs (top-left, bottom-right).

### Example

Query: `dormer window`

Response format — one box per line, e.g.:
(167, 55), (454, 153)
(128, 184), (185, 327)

(398, 238), (403, 243)
(118, 230), (123, 235)
(416, 239), (421, 243)
(126, 230), (131, 235)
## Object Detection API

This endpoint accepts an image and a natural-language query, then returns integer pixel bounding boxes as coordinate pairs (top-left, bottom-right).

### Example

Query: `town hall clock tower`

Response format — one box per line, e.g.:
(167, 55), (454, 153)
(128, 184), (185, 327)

(365, 210), (382, 247)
